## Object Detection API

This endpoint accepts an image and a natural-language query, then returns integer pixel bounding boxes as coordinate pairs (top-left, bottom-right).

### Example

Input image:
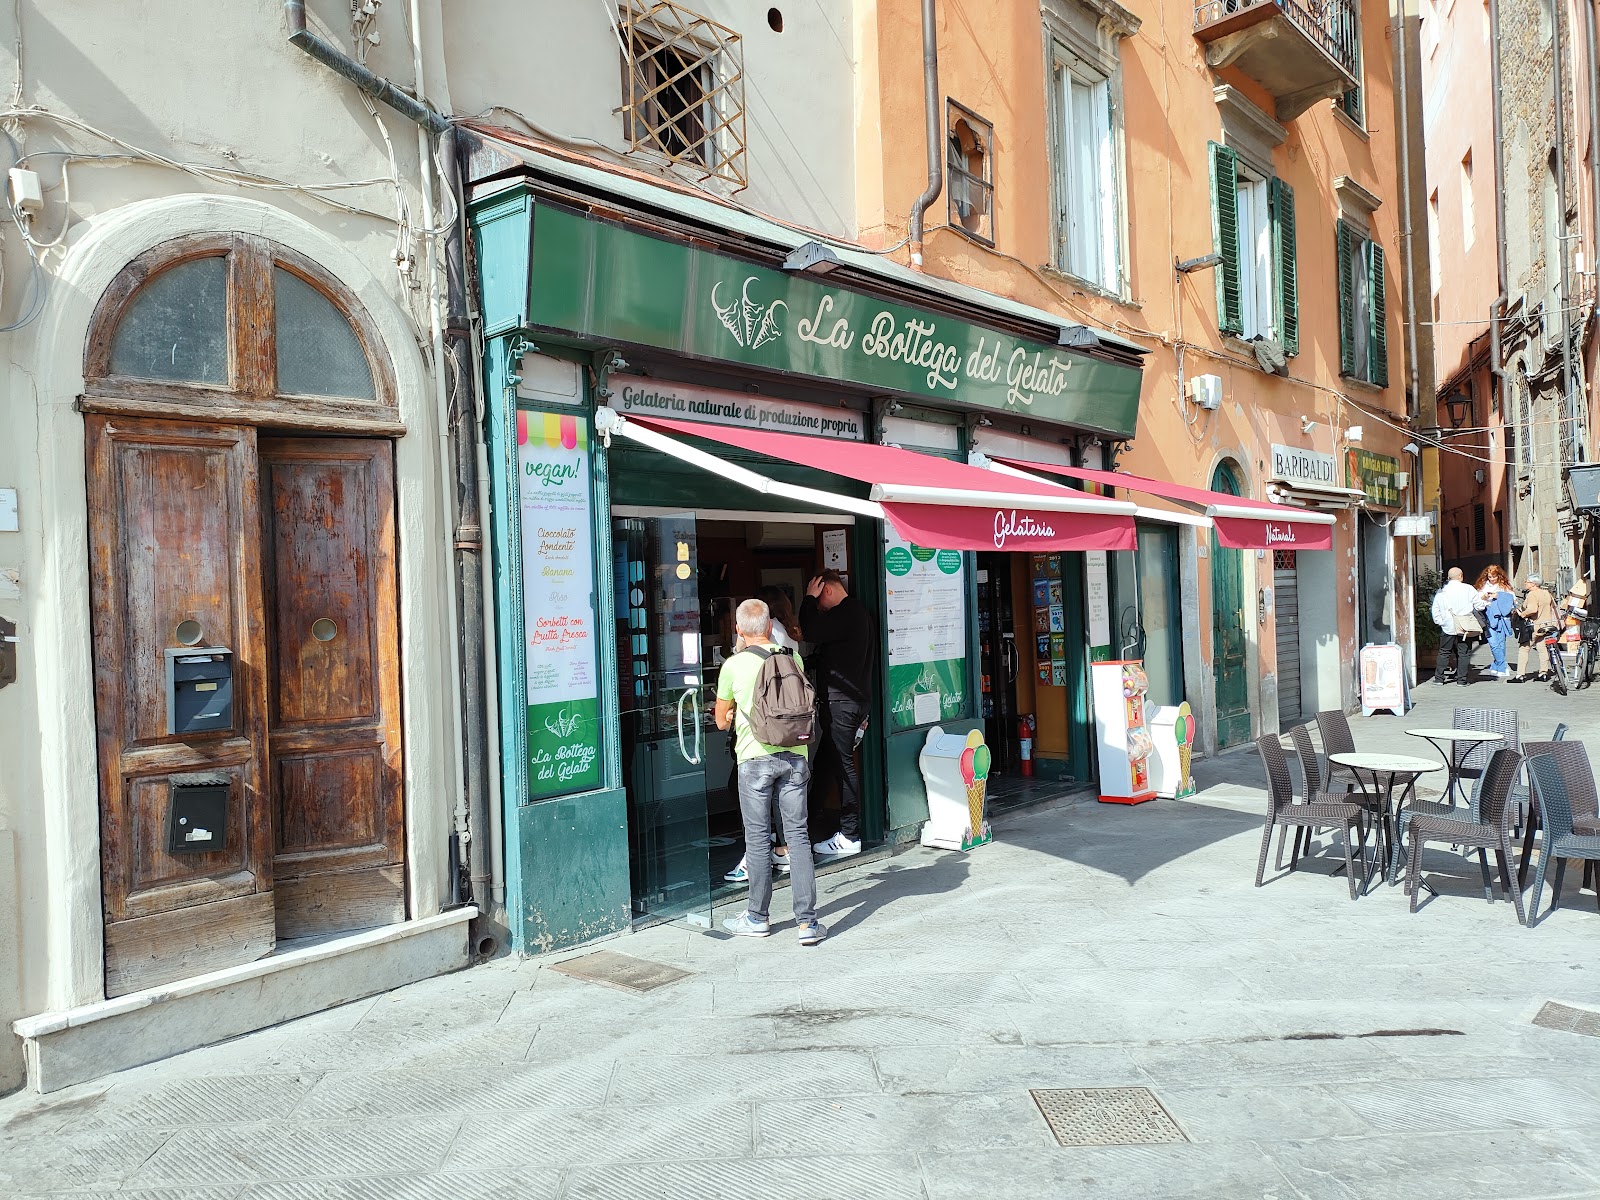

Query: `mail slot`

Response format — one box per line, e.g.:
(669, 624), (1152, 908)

(164, 647), (234, 736)
(166, 774), (229, 855)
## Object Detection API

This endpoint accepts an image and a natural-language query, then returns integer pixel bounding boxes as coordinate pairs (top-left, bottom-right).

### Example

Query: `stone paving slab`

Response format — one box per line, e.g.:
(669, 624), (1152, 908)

(6, 677), (1600, 1195)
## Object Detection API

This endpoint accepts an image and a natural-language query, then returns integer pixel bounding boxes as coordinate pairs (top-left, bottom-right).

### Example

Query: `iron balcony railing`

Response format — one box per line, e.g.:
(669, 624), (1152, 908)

(1193, 0), (1362, 78)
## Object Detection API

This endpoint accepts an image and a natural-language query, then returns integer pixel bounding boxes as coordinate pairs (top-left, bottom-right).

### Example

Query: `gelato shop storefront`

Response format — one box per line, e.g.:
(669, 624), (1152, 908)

(470, 173), (1146, 953)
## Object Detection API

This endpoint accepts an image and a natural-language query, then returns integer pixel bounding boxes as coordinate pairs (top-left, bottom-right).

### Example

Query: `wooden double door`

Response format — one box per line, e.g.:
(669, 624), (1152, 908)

(88, 416), (405, 996)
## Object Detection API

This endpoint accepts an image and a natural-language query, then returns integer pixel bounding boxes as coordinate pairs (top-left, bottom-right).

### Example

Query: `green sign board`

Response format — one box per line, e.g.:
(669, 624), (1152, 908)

(519, 409), (602, 800)
(1345, 449), (1403, 509)
(523, 202), (1143, 438)
(885, 528), (968, 730)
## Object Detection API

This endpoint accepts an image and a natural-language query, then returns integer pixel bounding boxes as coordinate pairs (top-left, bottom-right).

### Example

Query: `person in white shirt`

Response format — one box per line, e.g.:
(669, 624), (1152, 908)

(1431, 566), (1482, 687)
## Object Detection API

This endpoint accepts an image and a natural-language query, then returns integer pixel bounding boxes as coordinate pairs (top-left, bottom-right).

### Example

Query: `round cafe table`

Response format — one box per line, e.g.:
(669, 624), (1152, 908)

(1328, 753), (1445, 895)
(1404, 728), (1504, 809)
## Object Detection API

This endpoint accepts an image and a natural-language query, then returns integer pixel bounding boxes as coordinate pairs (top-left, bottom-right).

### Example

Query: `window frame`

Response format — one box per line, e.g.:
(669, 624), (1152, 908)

(1336, 219), (1389, 387)
(82, 231), (398, 433)
(1233, 162), (1274, 341)
(945, 98), (995, 247)
(1047, 38), (1128, 296)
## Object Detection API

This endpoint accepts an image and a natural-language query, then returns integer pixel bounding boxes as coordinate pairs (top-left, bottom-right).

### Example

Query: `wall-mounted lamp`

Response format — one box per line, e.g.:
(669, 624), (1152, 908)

(1474, 468), (1487, 485)
(1346, 425), (1364, 444)
(1058, 325), (1102, 349)
(1403, 441), (1420, 456)
(975, 415), (994, 428)
(885, 400), (904, 416)
(782, 241), (844, 275)
(1176, 252), (1223, 273)
(1300, 416), (1317, 434)
(1442, 389), (1473, 429)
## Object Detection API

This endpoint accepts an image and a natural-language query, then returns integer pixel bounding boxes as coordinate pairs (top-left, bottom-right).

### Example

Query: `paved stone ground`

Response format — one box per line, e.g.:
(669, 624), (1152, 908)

(5, 652), (1600, 1198)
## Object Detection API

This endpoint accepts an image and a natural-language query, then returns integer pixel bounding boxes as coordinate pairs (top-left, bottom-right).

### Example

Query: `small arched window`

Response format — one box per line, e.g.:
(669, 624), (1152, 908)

(86, 234), (393, 425)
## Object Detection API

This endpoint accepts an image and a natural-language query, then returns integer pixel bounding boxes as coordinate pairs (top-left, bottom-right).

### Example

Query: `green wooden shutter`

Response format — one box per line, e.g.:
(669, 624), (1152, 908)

(1269, 177), (1298, 357)
(1368, 241), (1388, 387)
(1336, 222), (1356, 377)
(1209, 142), (1243, 337)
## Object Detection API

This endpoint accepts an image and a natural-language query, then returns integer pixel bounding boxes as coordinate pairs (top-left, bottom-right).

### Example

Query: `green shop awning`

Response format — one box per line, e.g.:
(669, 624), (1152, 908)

(472, 178), (1146, 440)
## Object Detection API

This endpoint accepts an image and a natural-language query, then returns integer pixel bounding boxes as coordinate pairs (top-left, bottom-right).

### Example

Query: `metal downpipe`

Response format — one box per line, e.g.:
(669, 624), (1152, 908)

(908, 0), (942, 268)
(284, 0), (449, 134)
(1489, 0), (1510, 550)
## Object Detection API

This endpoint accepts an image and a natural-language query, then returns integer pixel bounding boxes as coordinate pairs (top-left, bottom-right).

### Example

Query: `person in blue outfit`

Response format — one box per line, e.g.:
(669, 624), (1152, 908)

(1476, 564), (1515, 680)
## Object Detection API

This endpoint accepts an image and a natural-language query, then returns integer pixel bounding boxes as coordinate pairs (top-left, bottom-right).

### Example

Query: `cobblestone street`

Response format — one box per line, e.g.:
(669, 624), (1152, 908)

(5, 671), (1600, 1198)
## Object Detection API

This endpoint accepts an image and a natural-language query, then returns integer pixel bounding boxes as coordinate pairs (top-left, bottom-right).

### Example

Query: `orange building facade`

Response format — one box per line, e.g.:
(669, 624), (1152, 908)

(856, 0), (1419, 746)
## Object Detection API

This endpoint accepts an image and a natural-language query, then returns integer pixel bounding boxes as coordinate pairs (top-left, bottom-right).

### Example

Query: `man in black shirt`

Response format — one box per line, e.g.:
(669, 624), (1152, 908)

(799, 569), (875, 859)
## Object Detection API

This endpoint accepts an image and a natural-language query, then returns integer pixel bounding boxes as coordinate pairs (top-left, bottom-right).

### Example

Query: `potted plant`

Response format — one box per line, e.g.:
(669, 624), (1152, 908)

(1414, 565), (1441, 670)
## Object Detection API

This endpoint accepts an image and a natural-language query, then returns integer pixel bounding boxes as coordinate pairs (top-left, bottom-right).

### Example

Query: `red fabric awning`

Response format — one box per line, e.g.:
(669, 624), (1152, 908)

(997, 458), (1336, 552)
(627, 415), (1137, 552)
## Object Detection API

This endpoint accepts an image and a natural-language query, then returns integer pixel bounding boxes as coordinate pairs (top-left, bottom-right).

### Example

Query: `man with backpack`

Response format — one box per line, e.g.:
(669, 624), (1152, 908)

(714, 598), (826, 946)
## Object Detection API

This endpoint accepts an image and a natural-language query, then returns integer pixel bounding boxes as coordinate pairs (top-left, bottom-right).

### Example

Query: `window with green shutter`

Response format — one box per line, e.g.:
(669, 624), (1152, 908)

(1367, 241), (1388, 387)
(1337, 222), (1357, 378)
(1336, 221), (1388, 386)
(1269, 177), (1298, 357)
(1209, 141), (1243, 337)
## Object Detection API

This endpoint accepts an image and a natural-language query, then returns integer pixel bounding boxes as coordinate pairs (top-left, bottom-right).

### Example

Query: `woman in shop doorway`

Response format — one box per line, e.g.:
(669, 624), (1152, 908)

(1475, 565), (1515, 680)
(723, 587), (805, 883)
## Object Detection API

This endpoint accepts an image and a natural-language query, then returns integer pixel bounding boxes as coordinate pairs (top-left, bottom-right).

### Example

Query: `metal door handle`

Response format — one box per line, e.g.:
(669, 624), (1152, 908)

(692, 689), (704, 764)
(676, 687), (695, 762)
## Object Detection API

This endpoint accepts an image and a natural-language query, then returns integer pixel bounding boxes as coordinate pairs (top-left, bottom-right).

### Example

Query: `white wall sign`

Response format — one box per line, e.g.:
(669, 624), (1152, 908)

(885, 527), (967, 729)
(1270, 444), (1339, 487)
(1085, 549), (1111, 659)
(610, 375), (866, 441)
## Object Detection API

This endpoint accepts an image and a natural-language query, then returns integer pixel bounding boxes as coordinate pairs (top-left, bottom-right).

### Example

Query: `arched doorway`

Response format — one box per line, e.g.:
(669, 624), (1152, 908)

(1210, 461), (1252, 747)
(83, 234), (406, 995)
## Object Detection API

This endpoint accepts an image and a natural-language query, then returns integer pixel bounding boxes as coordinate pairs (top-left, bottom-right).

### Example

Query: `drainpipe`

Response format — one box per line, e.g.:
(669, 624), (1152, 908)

(284, 1), (501, 951)
(1556, 1), (1577, 460)
(908, 0), (942, 268)
(1584, 0), (1600, 447)
(1394, 0), (1422, 425)
(285, 0), (448, 134)
(1490, 0), (1510, 553)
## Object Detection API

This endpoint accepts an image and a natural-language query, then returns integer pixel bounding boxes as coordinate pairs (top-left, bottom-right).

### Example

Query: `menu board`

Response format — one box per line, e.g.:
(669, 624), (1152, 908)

(1085, 550), (1111, 662)
(520, 409), (602, 799)
(885, 527), (967, 729)
(1032, 553), (1069, 687)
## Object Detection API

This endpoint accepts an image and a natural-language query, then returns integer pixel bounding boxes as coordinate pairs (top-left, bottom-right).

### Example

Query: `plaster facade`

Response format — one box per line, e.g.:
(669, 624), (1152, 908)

(1420, 0), (1508, 586)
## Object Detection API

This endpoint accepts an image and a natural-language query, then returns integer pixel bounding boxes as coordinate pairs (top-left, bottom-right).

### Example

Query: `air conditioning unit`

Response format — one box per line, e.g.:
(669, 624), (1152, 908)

(746, 522), (815, 549)
(1186, 373), (1223, 410)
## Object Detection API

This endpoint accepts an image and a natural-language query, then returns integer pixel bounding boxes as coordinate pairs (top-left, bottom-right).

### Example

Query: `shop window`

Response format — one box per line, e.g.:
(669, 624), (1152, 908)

(620, 1), (747, 188)
(87, 234), (387, 410)
(1337, 220), (1388, 387)
(946, 100), (994, 245)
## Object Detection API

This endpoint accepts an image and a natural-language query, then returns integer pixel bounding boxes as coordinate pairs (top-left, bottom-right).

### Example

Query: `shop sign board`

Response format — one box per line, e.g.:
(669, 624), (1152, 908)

(1085, 550), (1111, 662)
(1270, 443), (1339, 487)
(527, 203), (1143, 438)
(1358, 642), (1409, 716)
(519, 409), (602, 800)
(608, 375), (865, 440)
(1345, 449), (1403, 509)
(885, 528), (968, 729)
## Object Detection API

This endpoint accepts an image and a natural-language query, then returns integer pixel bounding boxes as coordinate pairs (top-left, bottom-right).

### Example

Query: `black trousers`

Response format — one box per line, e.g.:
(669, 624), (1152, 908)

(813, 695), (865, 840)
(1436, 633), (1470, 685)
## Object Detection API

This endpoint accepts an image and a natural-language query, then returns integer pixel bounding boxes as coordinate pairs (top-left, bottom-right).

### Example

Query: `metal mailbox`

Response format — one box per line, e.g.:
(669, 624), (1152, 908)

(166, 774), (229, 855)
(164, 647), (234, 736)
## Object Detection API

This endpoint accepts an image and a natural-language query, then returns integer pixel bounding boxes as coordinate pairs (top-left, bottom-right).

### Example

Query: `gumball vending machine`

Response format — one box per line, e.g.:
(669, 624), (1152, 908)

(1090, 660), (1157, 805)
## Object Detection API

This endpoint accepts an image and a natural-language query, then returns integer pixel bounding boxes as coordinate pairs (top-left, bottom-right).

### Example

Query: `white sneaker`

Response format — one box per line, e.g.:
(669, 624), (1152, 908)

(813, 832), (861, 859)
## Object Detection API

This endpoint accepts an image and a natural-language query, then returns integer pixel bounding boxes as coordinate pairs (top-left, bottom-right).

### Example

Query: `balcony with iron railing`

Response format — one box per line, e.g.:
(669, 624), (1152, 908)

(1193, 0), (1361, 121)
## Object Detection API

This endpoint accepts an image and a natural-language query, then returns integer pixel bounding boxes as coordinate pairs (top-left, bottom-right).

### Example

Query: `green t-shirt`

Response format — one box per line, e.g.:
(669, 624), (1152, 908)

(717, 644), (808, 763)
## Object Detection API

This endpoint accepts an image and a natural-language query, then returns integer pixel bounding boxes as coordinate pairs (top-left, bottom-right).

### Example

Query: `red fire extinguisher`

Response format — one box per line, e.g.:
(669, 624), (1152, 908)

(1018, 714), (1036, 777)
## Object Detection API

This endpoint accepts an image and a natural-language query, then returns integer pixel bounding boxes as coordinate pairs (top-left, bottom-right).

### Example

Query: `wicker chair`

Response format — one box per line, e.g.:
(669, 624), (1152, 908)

(1404, 748), (1526, 922)
(1518, 740), (1598, 888)
(1525, 750), (1600, 926)
(1280, 724), (1334, 869)
(1314, 710), (1363, 795)
(1255, 733), (1368, 899)
(1452, 707), (1519, 812)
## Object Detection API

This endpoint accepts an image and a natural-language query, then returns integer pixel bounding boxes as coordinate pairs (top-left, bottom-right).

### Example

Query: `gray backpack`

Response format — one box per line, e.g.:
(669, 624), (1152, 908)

(742, 645), (816, 748)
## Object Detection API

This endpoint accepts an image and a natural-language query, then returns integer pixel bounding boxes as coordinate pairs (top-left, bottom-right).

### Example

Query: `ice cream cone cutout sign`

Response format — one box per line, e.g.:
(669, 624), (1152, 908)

(917, 726), (994, 851)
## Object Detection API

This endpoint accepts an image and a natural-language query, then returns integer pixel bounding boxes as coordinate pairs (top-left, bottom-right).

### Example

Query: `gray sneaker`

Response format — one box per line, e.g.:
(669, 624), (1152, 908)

(797, 920), (827, 946)
(723, 912), (770, 937)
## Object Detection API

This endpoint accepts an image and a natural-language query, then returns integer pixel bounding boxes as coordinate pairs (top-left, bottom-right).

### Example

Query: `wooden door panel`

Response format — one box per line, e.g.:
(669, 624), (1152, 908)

(261, 437), (404, 940)
(88, 416), (274, 995)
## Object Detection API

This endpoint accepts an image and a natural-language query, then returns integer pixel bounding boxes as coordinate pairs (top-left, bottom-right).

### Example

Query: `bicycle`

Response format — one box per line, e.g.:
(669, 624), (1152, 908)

(1543, 618), (1600, 693)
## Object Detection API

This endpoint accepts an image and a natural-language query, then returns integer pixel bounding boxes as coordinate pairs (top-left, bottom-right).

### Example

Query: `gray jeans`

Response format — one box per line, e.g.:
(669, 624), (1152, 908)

(736, 752), (816, 925)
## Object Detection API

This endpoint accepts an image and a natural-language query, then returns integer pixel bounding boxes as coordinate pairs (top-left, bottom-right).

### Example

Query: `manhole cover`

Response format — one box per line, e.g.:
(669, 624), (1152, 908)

(1030, 1087), (1188, 1147)
(549, 950), (692, 993)
(1533, 1000), (1600, 1037)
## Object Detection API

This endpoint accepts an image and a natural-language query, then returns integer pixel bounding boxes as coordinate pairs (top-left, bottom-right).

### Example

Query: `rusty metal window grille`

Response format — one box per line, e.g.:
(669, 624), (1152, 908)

(620, 2), (747, 188)
(947, 100), (995, 246)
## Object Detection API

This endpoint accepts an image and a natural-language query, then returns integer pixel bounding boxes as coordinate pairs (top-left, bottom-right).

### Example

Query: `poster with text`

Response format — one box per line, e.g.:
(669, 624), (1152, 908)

(520, 410), (602, 799)
(884, 528), (967, 729)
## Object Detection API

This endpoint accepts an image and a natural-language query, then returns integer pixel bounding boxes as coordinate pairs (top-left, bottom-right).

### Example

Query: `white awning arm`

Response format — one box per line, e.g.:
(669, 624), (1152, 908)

(596, 407), (885, 520)
(1206, 501), (1337, 525)
(957, 454), (1138, 516)
(871, 480), (1137, 516)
